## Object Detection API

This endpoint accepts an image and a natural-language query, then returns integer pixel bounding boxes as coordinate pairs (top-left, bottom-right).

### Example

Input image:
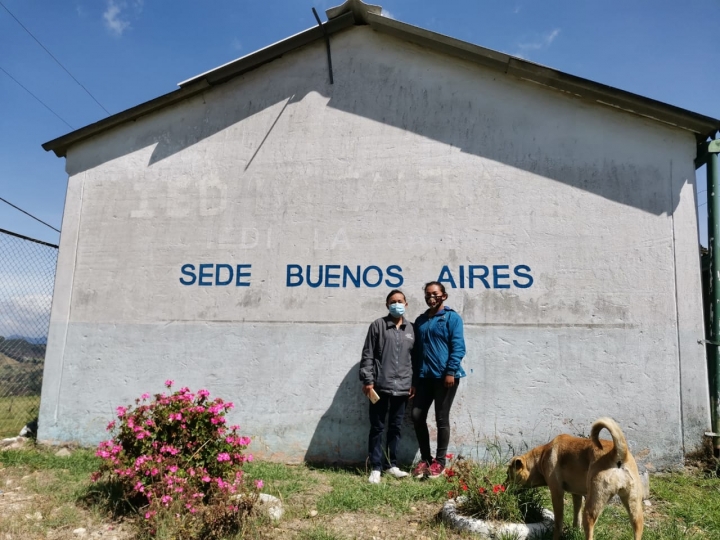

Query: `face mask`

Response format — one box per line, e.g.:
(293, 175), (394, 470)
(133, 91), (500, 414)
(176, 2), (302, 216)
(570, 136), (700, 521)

(388, 303), (406, 317)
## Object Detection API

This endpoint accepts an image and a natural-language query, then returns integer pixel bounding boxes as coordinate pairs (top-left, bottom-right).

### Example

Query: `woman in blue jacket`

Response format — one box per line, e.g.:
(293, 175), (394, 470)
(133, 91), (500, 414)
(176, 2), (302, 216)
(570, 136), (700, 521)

(411, 281), (466, 478)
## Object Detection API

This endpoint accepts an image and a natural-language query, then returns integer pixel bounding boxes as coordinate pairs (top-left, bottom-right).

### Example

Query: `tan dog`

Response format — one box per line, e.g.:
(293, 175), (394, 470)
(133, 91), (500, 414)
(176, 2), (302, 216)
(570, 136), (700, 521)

(507, 417), (643, 540)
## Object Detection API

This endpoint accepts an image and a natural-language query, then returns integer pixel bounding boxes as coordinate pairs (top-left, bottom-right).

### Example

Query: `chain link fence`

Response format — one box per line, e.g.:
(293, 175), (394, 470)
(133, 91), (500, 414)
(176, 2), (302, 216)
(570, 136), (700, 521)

(0, 228), (58, 437)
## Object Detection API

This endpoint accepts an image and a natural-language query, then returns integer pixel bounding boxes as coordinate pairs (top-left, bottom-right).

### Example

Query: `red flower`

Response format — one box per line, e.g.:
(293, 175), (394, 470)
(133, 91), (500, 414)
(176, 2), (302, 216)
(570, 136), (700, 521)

(492, 484), (506, 493)
(448, 491), (456, 498)
(445, 453), (454, 459)
(479, 487), (486, 494)
(461, 483), (468, 491)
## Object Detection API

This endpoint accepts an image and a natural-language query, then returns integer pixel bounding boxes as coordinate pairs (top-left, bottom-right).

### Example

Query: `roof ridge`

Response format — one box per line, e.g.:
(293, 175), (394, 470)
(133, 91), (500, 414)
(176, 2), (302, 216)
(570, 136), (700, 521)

(326, 0), (382, 24)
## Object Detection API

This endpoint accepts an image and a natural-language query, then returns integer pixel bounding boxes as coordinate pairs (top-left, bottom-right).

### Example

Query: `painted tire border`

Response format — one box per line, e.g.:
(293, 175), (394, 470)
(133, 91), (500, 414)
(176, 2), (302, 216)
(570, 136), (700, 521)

(442, 497), (554, 539)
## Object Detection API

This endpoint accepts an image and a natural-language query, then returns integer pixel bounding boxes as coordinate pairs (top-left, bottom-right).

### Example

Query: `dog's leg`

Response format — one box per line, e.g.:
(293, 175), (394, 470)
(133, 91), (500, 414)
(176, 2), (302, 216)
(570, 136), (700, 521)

(620, 490), (644, 540)
(583, 491), (611, 540)
(549, 487), (565, 540)
(572, 494), (583, 528)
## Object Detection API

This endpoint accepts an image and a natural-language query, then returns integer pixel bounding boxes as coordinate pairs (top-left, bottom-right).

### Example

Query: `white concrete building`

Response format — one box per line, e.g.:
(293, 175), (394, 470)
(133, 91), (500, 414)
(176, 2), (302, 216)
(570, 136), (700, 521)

(41, 0), (720, 468)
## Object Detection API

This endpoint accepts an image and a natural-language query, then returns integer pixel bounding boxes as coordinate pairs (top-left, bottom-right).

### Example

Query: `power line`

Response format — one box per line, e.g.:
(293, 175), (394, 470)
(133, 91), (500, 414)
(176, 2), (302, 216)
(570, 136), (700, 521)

(0, 0), (111, 115)
(0, 197), (61, 234)
(0, 64), (74, 130)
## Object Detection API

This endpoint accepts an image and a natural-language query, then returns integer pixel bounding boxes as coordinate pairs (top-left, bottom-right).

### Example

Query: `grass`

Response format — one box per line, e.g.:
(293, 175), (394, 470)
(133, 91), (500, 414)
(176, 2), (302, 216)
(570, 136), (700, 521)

(313, 466), (447, 515)
(0, 394), (39, 437)
(1, 446), (720, 539)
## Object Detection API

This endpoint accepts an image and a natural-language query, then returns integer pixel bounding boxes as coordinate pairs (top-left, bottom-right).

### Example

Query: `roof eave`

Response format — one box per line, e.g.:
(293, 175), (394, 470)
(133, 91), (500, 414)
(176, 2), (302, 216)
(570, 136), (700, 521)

(42, 9), (720, 158)
(42, 11), (356, 158)
(364, 13), (720, 139)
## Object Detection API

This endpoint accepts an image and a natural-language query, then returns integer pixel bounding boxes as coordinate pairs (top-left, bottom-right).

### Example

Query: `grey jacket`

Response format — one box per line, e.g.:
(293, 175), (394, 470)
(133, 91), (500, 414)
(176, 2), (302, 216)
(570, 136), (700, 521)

(359, 316), (415, 396)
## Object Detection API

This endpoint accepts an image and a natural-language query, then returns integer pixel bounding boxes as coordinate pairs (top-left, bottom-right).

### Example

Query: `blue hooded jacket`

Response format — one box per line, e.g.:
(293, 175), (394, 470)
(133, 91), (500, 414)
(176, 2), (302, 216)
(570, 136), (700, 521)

(413, 307), (466, 382)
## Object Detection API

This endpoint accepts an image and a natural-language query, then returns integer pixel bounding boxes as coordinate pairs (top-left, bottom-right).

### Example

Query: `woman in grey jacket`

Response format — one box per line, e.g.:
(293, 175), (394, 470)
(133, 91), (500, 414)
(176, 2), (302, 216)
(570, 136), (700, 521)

(359, 289), (416, 484)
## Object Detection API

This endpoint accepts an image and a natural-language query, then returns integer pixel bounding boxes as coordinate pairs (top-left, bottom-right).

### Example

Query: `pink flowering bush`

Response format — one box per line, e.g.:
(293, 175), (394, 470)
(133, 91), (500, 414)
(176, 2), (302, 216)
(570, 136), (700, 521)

(91, 381), (261, 539)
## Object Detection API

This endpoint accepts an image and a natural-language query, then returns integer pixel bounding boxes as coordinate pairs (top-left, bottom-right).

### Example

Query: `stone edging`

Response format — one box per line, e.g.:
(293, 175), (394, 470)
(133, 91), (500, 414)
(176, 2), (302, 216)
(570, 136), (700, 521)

(442, 497), (554, 539)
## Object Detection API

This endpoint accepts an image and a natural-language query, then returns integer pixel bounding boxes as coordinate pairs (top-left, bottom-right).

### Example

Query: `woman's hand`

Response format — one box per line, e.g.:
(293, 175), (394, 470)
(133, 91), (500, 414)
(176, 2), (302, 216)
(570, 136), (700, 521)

(362, 384), (374, 397)
(444, 375), (455, 388)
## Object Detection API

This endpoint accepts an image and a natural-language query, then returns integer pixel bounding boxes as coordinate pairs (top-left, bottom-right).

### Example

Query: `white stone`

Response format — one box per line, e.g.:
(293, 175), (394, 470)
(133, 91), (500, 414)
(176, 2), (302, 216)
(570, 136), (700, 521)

(258, 493), (284, 521)
(55, 448), (73, 457)
(72, 528), (87, 537)
(442, 497), (554, 540)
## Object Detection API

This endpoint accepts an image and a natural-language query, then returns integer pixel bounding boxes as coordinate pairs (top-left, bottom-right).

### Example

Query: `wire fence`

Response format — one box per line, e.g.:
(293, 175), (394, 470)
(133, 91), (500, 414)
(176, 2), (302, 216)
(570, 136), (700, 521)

(0, 228), (57, 438)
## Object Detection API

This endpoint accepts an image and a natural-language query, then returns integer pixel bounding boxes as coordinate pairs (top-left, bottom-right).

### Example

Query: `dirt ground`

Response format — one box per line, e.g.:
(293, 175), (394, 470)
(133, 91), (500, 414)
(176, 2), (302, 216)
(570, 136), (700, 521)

(0, 465), (462, 540)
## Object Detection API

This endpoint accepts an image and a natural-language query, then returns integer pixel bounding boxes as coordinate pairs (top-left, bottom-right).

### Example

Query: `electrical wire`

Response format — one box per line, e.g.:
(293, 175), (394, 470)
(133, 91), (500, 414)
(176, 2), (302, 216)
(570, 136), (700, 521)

(0, 0), (111, 115)
(0, 197), (61, 233)
(0, 65), (74, 130)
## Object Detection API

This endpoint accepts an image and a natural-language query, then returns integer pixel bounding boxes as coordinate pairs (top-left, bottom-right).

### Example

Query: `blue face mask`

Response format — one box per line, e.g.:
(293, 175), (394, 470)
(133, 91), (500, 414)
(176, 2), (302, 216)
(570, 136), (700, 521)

(388, 303), (406, 317)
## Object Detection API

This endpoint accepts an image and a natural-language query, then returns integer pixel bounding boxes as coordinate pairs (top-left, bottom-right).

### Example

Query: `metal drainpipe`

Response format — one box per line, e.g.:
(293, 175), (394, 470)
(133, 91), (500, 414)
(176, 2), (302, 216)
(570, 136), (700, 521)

(705, 137), (720, 457)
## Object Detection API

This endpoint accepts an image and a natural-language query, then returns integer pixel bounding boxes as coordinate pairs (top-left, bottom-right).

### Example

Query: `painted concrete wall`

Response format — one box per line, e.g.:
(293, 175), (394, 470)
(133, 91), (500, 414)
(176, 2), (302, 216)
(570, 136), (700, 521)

(39, 26), (709, 468)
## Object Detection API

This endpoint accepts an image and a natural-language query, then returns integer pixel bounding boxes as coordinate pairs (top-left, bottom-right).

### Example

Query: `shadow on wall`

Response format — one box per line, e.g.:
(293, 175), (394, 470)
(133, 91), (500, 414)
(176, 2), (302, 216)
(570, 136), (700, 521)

(305, 362), (419, 467)
(66, 28), (685, 217)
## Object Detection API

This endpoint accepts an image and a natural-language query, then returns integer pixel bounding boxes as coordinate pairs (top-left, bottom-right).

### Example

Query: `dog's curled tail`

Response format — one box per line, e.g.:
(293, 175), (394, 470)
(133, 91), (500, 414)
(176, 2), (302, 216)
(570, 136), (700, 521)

(590, 417), (628, 462)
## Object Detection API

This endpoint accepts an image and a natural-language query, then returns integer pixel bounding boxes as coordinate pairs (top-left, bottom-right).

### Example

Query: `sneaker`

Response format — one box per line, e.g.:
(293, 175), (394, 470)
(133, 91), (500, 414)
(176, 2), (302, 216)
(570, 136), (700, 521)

(428, 460), (445, 479)
(368, 470), (381, 484)
(386, 466), (409, 479)
(412, 461), (429, 478)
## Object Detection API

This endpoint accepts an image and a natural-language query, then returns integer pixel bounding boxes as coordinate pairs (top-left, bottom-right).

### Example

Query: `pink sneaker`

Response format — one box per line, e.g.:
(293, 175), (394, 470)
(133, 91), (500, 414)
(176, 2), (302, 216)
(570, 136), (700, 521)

(428, 460), (445, 479)
(412, 461), (429, 478)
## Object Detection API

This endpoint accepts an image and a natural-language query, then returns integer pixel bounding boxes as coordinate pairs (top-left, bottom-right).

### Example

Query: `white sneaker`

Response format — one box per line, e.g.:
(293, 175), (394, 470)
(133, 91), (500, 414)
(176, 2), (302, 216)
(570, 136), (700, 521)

(386, 467), (409, 478)
(368, 470), (382, 484)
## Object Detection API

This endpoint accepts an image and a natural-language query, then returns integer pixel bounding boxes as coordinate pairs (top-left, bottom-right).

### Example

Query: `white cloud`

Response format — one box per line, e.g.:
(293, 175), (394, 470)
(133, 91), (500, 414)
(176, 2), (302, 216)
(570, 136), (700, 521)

(232, 38), (243, 52)
(517, 28), (561, 52)
(0, 294), (52, 340)
(104, 0), (130, 36)
(381, 8), (395, 20)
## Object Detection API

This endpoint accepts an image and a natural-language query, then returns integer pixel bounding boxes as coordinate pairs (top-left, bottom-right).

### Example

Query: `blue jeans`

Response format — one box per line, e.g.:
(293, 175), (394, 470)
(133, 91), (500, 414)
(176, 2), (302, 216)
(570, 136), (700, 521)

(368, 392), (408, 471)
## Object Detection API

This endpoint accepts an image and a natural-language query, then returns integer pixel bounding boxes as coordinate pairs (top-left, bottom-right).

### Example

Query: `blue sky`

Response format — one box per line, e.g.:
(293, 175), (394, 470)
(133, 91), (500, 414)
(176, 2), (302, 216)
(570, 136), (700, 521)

(1, 0), (718, 247)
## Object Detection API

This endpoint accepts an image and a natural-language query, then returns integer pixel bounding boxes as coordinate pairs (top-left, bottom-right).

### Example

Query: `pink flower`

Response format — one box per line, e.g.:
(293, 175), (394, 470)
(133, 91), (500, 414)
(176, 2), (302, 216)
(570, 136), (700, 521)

(246, 454), (253, 462)
(255, 479), (264, 489)
(141, 393), (150, 400)
(164, 380), (174, 388)
(217, 453), (231, 462)
(161, 495), (173, 506)
(197, 389), (210, 398)
(116, 406), (127, 417)
(202, 475), (211, 482)
(168, 465), (178, 473)
(144, 511), (156, 519)
(106, 420), (116, 431)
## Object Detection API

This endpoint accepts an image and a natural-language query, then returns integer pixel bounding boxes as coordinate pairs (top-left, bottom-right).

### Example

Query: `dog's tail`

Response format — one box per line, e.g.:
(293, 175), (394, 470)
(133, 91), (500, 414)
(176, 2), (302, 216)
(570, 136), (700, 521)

(590, 417), (628, 462)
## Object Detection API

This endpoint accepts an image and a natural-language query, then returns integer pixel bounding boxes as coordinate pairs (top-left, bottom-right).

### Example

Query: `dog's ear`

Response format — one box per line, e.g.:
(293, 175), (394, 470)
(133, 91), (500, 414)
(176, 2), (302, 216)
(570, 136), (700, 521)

(511, 457), (524, 471)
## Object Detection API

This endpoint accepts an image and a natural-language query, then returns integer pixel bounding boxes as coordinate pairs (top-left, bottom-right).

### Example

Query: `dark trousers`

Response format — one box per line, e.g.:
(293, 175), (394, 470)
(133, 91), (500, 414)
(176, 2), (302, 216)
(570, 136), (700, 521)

(368, 392), (408, 471)
(411, 378), (460, 467)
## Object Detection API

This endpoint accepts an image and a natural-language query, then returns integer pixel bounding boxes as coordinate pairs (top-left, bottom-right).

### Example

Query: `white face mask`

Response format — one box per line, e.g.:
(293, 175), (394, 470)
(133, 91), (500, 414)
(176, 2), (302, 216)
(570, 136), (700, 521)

(388, 303), (406, 317)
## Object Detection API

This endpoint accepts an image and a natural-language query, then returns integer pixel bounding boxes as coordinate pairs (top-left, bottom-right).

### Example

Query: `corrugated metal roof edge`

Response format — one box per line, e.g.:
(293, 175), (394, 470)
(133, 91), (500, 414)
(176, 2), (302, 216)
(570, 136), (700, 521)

(43, 10), (719, 158)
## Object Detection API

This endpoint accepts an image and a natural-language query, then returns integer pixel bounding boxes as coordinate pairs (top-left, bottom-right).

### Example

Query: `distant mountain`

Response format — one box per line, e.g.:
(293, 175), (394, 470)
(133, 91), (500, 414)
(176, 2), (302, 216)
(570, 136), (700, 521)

(3, 334), (47, 345)
(0, 337), (46, 363)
